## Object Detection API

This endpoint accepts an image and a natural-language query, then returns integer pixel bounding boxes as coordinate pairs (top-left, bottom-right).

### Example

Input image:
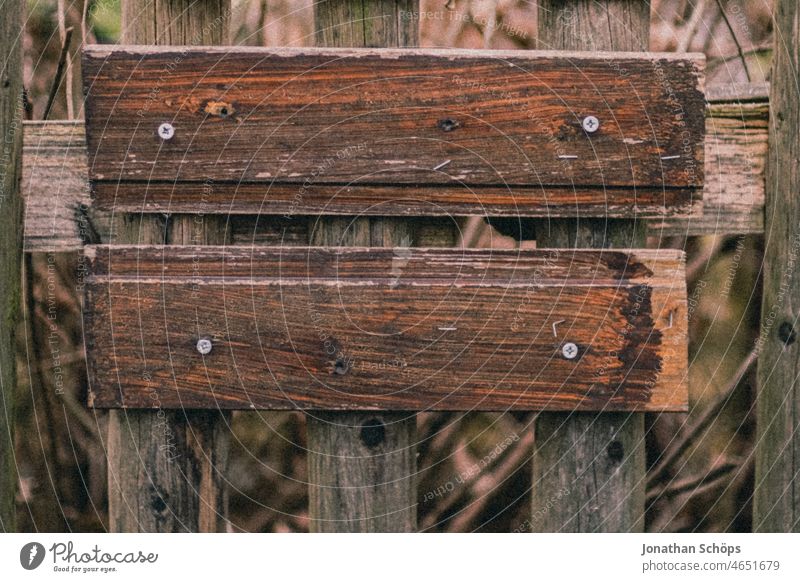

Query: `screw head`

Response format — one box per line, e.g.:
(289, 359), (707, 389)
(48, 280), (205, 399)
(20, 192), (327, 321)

(582, 116), (600, 134)
(158, 122), (175, 140)
(561, 342), (579, 360)
(196, 338), (213, 356)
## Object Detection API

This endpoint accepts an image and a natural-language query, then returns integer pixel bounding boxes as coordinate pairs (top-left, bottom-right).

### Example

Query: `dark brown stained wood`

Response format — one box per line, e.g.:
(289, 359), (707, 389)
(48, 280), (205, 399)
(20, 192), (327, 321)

(20, 86), (767, 252)
(82, 45), (705, 217)
(84, 246), (688, 412)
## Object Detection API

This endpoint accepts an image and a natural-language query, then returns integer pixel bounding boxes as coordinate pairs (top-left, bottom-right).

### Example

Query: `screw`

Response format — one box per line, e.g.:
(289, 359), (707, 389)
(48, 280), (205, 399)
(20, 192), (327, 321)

(158, 122), (175, 140)
(196, 338), (213, 355)
(582, 116), (600, 134)
(561, 342), (579, 360)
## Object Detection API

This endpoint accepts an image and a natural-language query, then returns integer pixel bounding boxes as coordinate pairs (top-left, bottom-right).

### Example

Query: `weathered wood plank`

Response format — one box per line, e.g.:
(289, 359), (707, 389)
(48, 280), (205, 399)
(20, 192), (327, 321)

(83, 246), (688, 412)
(105, 0), (232, 535)
(306, 0), (428, 534)
(530, 0), (649, 535)
(21, 83), (766, 252)
(82, 45), (705, 217)
(650, 82), (768, 236)
(754, 0), (800, 532)
(0, 0), (23, 532)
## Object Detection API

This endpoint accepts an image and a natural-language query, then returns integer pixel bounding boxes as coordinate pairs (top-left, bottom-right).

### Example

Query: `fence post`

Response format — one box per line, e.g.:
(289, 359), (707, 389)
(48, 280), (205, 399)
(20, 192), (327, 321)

(307, 0), (455, 532)
(0, 0), (23, 533)
(107, 0), (232, 532)
(754, 0), (800, 532)
(530, 0), (650, 532)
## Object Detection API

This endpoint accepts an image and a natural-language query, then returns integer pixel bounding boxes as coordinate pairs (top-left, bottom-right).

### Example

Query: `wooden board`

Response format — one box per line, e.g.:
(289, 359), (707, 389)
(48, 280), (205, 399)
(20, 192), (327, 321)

(20, 85), (765, 252)
(84, 246), (688, 411)
(82, 45), (705, 218)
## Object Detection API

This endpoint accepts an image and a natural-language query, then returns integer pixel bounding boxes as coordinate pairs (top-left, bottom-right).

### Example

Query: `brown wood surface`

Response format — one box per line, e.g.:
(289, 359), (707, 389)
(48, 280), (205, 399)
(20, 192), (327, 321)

(754, 0), (800, 532)
(105, 0), (232, 534)
(20, 85), (766, 252)
(84, 246), (688, 412)
(82, 45), (705, 217)
(530, 0), (650, 535)
(0, 0), (23, 532)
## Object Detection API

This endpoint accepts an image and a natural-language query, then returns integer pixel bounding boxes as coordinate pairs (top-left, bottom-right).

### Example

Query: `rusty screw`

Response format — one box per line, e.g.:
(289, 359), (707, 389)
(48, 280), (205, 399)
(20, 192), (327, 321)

(158, 122), (175, 140)
(196, 338), (213, 356)
(561, 342), (579, 360)
(582, 116), (600, 134)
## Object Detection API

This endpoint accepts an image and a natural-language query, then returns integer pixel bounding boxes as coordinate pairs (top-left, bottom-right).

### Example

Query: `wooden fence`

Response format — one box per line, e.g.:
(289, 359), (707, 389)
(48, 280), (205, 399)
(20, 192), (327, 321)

(0, 0), (797, 533)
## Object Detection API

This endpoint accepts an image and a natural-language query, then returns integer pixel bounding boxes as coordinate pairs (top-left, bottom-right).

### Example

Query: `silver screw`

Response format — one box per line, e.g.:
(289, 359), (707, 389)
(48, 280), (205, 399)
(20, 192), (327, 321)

(196, 338), (213, 356)
(158, 122), (175, 140)
(582, 116), (600, 134)
(561, 342), (579, 360)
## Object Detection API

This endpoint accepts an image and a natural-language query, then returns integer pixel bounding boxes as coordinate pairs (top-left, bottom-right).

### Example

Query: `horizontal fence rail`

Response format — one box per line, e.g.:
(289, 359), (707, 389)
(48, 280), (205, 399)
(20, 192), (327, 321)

(84, 245), (688, 412)
(21, 83), (768, 253)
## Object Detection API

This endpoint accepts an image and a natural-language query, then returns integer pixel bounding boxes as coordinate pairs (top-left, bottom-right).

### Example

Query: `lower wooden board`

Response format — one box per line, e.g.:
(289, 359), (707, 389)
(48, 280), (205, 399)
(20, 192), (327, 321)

(84, 246), (687, 411)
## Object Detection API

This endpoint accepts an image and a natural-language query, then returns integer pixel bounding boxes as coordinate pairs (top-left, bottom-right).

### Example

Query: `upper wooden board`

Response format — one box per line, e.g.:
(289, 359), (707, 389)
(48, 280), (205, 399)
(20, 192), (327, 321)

(83, 46), (705, 218)
(84, 246), (688, 411)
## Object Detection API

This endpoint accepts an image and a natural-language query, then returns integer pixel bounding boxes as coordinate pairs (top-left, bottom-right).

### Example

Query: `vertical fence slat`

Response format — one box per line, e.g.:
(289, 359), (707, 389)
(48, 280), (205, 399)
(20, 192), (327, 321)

(530, 0), (650, 533)
(0, 0), (23, 533)
(754, 0), (800, 532)
(107, 0), (232, 532)
(307, 0), (456, 533)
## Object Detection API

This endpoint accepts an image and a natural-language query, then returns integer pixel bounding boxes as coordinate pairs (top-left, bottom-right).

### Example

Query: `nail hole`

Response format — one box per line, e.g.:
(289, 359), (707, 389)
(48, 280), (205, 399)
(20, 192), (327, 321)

(333, 358), (349, 375)
(437, 118), (461, 132)
(778, 321), (796, 346)
(149, 487), (168, 514)
(360, 418), (386, 448)
(607, 440), (624, 463)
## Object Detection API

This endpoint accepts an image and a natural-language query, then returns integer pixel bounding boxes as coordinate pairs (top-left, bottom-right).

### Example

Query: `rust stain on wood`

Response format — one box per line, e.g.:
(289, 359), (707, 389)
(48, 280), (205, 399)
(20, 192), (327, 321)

(82, 45), (705, 218)
(84, 246), (688, 411)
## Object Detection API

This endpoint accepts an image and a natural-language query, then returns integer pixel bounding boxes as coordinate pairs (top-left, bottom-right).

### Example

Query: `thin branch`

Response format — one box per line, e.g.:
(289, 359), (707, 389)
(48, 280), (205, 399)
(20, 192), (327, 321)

(648, 347), (758, 488)
(677, 0), (708, 53)
(647, 459), (739, 504)
(714, 0), (752, 82)
(58, 1), (75, 119)
(43, 26), (73, 120)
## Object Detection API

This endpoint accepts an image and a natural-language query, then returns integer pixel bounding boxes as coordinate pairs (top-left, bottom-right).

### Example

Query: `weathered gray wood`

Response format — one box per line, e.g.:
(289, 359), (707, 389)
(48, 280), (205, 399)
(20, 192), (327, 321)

(754, 0), (800, 532)
(0, 0), (23, 532)
(306, 0), (441, 533)
(530, 0), (651, 533)
(106, 0), (231, 533)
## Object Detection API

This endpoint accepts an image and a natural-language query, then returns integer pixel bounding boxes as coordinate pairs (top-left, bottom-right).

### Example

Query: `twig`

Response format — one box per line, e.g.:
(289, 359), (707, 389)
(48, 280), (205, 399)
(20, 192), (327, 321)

(714, 0), (752, 82)
(43, 26), (73, 120)
(648, 348), (758, 488)
(677, 0), (708, 53)
(647, 459), (739, 504)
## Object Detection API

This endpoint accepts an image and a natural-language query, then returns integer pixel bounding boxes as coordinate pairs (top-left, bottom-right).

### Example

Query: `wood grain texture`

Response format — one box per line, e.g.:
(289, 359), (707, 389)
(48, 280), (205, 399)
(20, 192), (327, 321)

(20, 85), (767, 252)
(0, 0), (23, 532)
(83, 246), (688, 413)
(81, 45), (705, 218)
(754, 0), (800, 533)
(106, 0), (231, 534)
(530, 0), (650, 535)
(305, 0), (431, 533)
(651, 83), (768, 236)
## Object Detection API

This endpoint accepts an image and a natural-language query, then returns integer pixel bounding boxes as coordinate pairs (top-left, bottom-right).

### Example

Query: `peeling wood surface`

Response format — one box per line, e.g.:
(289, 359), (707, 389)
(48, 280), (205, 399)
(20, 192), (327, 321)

(82, 45), (705, 217)
(651, 82), (768, 236)
(22, 83), (765, 252)
(84, 246), (688, 412)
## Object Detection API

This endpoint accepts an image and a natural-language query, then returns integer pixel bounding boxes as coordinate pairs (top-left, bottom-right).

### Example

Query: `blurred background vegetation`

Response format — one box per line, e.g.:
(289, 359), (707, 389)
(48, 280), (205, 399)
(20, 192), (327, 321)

(17, 0), (773, 532)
